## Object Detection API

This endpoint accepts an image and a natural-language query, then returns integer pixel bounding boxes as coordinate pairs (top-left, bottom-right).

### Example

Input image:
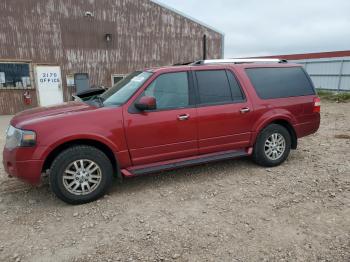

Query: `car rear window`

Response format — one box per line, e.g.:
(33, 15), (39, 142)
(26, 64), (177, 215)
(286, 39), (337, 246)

(245, 67), (315, 99)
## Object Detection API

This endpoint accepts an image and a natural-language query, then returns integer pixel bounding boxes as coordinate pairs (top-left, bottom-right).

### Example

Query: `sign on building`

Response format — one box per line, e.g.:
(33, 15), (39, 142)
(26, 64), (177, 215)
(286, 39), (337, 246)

(35, 66), (64, 106)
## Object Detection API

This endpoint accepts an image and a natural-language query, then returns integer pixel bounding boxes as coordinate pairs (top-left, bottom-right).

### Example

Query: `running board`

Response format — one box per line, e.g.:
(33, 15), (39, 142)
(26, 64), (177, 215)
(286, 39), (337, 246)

(122, 149), (250, 177)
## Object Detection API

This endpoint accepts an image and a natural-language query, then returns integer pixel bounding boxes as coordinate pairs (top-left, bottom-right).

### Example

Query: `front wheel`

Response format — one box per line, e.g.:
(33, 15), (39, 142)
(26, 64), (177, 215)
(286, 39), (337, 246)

(50, 145), (114, 205)
(252, 124), (291, 167)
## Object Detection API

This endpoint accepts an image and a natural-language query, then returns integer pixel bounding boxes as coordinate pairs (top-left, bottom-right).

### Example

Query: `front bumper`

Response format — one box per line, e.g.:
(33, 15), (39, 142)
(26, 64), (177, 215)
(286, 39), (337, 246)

(2, 146), (45, 185)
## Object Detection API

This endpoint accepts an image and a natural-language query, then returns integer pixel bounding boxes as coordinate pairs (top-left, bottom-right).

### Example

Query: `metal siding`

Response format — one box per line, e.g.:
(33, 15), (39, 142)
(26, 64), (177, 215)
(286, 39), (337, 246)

(292, 57), (350, 91)
(340, 76), (350, 90)
(310, 76), (339, 90)
(0, 0), (223, 114)
(293, 56), (350, 63)
(0, 90), (38, 115)
(257, 50), (350, 60)
(306, 61), (341, 75)
(342, 61), (350, 74)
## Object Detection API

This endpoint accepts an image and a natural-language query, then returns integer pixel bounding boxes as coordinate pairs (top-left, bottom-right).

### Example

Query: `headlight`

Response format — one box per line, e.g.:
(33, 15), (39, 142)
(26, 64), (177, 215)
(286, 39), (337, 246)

(5, 125), (36, 150)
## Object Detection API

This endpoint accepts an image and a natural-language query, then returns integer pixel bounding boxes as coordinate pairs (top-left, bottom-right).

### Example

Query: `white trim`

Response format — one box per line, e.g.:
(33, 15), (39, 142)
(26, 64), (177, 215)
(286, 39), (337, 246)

(150, 0), (225, 36)
(111, 74), (125, 86)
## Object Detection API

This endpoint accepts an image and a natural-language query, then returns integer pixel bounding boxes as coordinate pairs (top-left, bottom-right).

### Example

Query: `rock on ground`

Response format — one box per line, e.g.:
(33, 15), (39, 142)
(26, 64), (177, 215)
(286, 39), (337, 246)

(0, 102), (349, 262)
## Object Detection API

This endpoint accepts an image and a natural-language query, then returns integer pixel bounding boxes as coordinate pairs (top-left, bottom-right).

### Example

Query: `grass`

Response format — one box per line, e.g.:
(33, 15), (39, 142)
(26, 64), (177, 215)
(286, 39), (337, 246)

(316, 89), (350, 102)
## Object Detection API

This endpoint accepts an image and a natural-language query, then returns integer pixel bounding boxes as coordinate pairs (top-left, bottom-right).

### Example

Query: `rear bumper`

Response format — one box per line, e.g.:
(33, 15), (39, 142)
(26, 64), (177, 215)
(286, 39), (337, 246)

(2, 147), (44, 185)
(294, 117), (320, 138)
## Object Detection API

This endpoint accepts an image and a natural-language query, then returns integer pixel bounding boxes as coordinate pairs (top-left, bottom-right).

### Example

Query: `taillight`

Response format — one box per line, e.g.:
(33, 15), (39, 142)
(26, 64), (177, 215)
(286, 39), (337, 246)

(313, 97), (321, 113)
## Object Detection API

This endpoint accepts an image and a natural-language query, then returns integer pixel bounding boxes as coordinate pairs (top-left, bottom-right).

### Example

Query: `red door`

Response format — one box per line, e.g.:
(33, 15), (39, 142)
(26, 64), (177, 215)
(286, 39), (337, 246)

(123, 71), (198, 166)
(193, 69), (254, 154)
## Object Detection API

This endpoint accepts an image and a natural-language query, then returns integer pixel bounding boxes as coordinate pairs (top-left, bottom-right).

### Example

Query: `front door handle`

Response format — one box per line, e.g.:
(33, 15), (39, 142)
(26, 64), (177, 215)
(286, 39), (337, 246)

(240, 107), (251, 114)
(178, 114), (190, 121)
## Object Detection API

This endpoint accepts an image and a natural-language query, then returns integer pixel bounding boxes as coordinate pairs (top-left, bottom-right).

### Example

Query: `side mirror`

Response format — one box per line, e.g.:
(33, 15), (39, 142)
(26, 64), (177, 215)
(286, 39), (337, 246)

(135, 96), (157, 111)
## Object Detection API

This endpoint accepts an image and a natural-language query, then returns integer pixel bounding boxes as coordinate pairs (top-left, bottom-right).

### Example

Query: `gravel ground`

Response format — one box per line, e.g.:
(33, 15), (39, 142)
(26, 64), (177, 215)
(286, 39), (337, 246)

(0, 101), (349, 262)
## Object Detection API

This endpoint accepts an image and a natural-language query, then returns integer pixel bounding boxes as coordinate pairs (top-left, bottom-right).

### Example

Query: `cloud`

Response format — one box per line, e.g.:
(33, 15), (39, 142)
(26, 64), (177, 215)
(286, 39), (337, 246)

(155, 0), (350, 57)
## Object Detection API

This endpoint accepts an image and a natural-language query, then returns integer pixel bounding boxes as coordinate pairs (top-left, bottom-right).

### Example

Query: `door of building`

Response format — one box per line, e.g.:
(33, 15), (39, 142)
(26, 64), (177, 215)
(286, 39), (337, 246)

(74, 73), (89, 93)
(35, 66), (64, 106)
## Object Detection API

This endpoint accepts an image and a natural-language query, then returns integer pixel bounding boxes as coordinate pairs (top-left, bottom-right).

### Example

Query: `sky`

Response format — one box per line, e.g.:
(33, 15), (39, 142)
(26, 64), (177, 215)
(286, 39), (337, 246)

(155, 0), (350, 58)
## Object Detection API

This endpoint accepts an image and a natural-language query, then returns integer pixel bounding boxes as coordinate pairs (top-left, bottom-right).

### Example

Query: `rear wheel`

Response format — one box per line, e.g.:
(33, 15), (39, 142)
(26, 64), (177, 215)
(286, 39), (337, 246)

(50, 145), (113, 205)
(252, 124), (291, 167)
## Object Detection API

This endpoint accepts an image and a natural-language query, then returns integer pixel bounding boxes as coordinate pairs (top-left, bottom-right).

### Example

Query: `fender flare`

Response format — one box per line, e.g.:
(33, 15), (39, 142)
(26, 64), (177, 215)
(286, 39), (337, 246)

(251, 113), (298, 148)
(40, 134), (122, 178)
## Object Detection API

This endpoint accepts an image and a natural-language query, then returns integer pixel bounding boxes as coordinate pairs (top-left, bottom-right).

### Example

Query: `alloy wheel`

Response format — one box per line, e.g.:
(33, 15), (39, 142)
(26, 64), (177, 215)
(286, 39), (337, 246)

(62, 159), (102, 195)
(264, 133), (286, 161)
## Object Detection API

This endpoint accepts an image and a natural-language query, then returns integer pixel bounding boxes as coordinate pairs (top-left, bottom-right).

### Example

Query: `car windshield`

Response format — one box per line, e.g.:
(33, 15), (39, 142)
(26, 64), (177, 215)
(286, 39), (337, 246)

(101, 71), (153, 106)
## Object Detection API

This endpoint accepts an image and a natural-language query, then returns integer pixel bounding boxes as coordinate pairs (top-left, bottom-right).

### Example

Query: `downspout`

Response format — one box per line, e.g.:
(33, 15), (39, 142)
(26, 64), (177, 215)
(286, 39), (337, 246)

(203, 34), (207, 60)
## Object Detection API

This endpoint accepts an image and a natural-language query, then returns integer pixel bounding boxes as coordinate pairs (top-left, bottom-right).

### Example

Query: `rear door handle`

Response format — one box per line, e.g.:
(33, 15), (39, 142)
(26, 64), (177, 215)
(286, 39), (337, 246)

(240, 107), (251, 114)
(178, 114), (190, 121)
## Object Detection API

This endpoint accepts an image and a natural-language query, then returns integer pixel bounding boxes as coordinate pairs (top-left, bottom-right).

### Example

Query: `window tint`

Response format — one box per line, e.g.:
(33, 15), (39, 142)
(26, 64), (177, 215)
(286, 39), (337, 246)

(226, 70), (245, 101)
(143, 72), (189, 110)
(246, 67), (315, 99)
(102, 71), (152, 106)
(196, 70), (232, 104)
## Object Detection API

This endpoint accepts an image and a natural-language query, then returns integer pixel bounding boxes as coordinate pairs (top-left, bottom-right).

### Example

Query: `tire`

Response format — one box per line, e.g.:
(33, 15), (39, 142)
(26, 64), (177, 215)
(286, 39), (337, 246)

(252, 124), (291, 167)
(49, 145), (114, 205)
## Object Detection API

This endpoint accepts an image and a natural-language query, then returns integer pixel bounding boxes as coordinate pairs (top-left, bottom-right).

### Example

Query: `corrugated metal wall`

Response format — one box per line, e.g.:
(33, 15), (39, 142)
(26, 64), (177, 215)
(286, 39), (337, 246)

(0, 90), (38, 115)
(292, 57), (350, 91)
(0, 0), (223, 114)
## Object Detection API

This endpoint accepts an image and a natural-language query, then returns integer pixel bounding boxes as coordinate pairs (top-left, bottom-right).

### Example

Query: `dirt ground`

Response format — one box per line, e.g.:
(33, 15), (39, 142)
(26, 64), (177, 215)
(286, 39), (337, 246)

(0, 101), (349, 262)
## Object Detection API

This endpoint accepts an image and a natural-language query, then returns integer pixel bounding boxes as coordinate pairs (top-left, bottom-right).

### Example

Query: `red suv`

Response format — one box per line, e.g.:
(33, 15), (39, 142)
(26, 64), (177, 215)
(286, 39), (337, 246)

(3, 59), (320, 204)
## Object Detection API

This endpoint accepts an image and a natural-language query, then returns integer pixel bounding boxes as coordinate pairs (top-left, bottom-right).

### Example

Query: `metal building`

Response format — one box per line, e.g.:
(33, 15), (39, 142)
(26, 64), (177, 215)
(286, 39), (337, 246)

(0, 0), (224, 115)
(256, 51), (350, 92)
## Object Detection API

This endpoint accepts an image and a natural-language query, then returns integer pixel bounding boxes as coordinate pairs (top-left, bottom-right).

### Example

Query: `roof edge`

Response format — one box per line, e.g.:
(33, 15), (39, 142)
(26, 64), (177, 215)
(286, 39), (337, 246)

(150, 0), (225, 36)
(251, 50), (350, 60)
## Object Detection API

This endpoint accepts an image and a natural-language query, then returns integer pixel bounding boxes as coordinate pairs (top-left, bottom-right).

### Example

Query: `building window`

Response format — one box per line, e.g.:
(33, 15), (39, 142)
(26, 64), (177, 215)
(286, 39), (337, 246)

(0, 63), (32, 89)
(111, 74), (125, 86)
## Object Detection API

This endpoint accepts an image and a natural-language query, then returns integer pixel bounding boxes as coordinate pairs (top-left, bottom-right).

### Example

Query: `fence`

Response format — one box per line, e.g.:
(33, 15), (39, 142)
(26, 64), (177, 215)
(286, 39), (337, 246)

(292, 58), (350, 91)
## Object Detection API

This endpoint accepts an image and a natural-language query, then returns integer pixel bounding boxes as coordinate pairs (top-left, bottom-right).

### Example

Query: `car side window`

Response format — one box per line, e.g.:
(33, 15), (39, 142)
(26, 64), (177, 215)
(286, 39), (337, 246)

(141, 72), (189, 110)
(245, 67), (315, 99)
(226, 70), (245, 101)
(195, 70), (233, 105)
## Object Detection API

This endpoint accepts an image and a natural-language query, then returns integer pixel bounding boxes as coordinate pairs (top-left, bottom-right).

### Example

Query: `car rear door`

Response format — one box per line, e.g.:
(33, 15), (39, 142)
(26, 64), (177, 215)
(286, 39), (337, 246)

(193, 67), (254, 155)
(123, 71), (198, 166)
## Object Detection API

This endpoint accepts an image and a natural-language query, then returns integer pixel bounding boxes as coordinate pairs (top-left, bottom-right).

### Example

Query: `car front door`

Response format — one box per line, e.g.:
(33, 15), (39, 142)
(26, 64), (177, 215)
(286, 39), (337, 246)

(123, 71), (198, 166)
(193, 68), (254, 155)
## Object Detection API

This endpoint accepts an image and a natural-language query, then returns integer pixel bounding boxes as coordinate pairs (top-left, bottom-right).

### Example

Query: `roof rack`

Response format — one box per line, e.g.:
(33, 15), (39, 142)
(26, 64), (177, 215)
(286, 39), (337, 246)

(191, 58), (288, 65)
(172, 61), (194, 66)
